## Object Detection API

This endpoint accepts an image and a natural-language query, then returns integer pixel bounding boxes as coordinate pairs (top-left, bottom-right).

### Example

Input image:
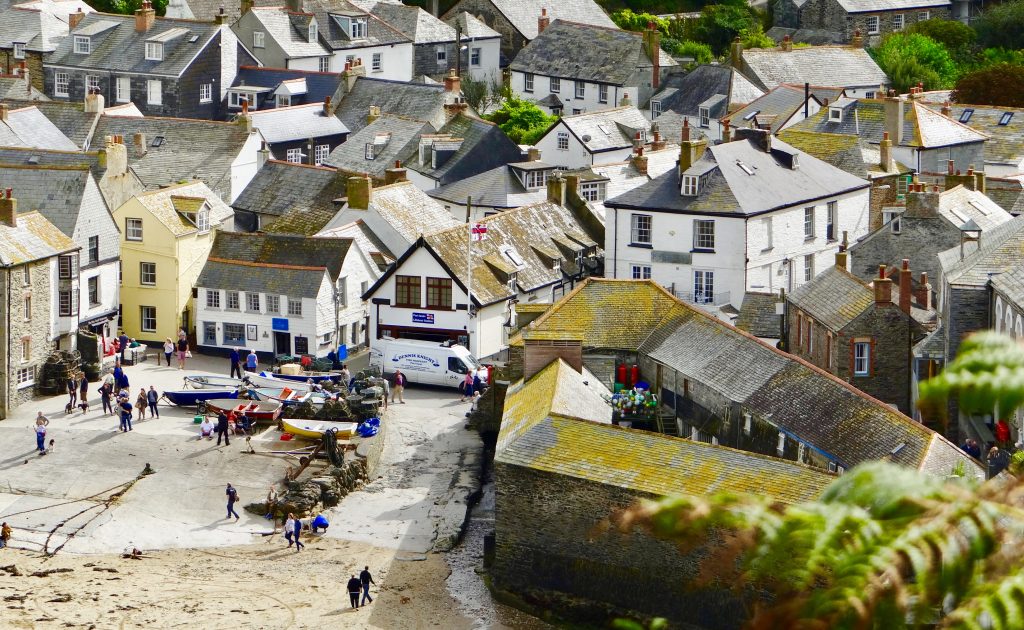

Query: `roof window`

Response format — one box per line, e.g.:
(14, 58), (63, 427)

(736, 160), (754, 176)
(959, 108), (973, 123)
(999, 112), (1013, 126)
(151, 135), (165, 147)
(743, 109), (759, 121)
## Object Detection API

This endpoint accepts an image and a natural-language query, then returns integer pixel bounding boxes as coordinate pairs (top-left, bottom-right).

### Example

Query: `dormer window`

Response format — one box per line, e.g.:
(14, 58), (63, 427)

(828, 107), (843, 122)
(308, 20), (318, 42)
(74, 36), (90, 54)
(351, 18), (366, 38)
(682, 175), (698, 196)
(698, 106), (710, 128)
(524, 170), (547, 189)
(145, 42), (163, 61)
(197, 205), (210, 232)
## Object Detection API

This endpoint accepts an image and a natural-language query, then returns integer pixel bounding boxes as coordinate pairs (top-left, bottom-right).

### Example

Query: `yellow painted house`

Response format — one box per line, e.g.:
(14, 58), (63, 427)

(114, 181), (234, 344)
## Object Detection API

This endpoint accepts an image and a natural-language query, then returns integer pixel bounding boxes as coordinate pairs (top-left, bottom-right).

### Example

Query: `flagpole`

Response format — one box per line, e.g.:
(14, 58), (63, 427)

(467, 196), (473, 352)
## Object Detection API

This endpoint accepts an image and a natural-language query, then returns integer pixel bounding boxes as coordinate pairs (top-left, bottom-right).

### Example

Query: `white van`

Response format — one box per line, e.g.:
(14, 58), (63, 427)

(369, 338), (485, 389)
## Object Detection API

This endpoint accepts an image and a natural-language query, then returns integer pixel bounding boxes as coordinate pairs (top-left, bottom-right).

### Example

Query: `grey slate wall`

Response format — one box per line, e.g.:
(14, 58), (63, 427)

(443, 0), (528, 61)
(412, 41), (458, 79)
(779, 0), (952, 45)
(177, 31), (227, 120)
(919, 142), (985, 175)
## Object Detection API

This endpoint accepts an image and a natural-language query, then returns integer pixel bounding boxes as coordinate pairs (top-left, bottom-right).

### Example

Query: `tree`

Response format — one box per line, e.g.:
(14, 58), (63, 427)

(94, 0), (169, 15)
(872, 33), (959, 91)
(459, 74), (507, 115)
(739, 24), (774, 50)
(952, 63), (1024, 107)
(673, 40), (714, 65)
(485, 96), (557, 145)
(610, 9), (670, 34)
(974, 0), (1024, 51)
(688, 4), (761, 55)
(906, 19), (976, 65)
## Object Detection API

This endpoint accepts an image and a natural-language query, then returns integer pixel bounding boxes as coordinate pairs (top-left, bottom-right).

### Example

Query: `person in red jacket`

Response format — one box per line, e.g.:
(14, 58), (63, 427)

(995, 419), (1012, 448)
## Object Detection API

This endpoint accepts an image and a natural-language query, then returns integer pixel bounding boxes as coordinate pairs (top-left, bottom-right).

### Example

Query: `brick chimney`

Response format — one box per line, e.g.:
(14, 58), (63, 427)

(721, 119), (731, 142)
(133, 132), (147, 157)
(945, 163), (986, 193)
(547, 174), (567, 206)
(633, 145), (648, 175)
(367, 105), (380, 125)
(85, 91), (104, 114)
(385, 160), (407, 184)
(643, 21), (660, 89)
(850, 29), (863, 48)
(619, 92), (632, 107)
(730, 36), (742, 69)
(678, 118), (709, 176)
(916, 272), (932, 309)
(337, 61), (366, 100)
(0, 103), (8, 122)
(238, 99), (253, 132)
(874, 264), (892, 304)
(781, 34), (793, 52)
(347, 175), (372, 209)
(323, 96), (333, 116)
(898, 259), (912, 314)
(941, 101), (951, 117)
(537, 8), (549, 34)
(883, 92), (904, 145)
(444, 69), (461, 94)
(215, 7), (229, 24)
(135, 0), (156, 33)
(69, 7), (85, 29)
(101, 135), (129, 176)
(0, 188), (15, 227)
(650, 122), (665, 151)
(527, 147), (541, 161)
(241, 0), (253, 15)
(834, 238), (848, 269)
(879, 131), (893, 172)
(904, 182), (941, 218)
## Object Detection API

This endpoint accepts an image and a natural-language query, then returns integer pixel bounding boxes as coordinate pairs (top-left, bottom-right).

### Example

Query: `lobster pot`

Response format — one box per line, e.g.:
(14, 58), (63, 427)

(39, 350), (83, 395)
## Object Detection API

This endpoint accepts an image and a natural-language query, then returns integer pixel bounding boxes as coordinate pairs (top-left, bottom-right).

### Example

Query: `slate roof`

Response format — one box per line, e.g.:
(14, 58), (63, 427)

(403, 114), (523, 186)
(245, 7), (326, 59)
(735, 291), (782, 338)
(48, 12), (220, 77)
(497, 358), (834, 504)
(91, 115), (256, 199)
(0, 76), (48, 101)
(933, 104), (1024, 167)
(516, 278), (981, 477)
(725, 84), (818, 134)
(776, 128), (913, 179)
(835, 0), (949, 12)
(650, 65), (763, 116)
(324, 114), (431, 178)
(584, 144), (681, 219)
(0, 105), (78, 150)
(233, 66), (342, 110)
(419, 198), (601, 305)
(131, 180), (232, 237)
(362, 1), (454, 43)
(510, 20), (675, 86)
(741, 46), (889, 91)
(172, 0), (277, 22)
(334, 76), (448, 135)
(939, 214), (1024, 288)
(248, 102), (349, 144)
(765, 27), (843, 46)
(426, 162), (549, 209)
(990, 265), (1024, 308)
(0, 209), (78, 266)
(2, 100), (97, 149)
(233, 160), (344, 233)
(445, 11), (500, 40)
(788, 265), (874, 331)
(985, 176), (1024, 215)
(788, 98), (987, 149)
(0, 164), (98, 236)
(0, 6), (67, 52)
(304, 0), (410, 51)
(550, 106), (650, 154)
(448, 0), (616, 40)
(315, 217), (392, 268)
(607, 135), (869, 216)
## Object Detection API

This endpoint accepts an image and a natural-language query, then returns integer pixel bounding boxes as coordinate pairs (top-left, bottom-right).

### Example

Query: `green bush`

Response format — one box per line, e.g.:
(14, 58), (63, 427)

(739, 24), (775, 49)
(485, 97), (557, 146)
(688, 4), (761, 55)
(952, 63), (1024, 107)
(871, 33), (959, 91)
(974, 0), (1024, 50)
(610, 9), (670, 34)
(673, 40), (714, 64)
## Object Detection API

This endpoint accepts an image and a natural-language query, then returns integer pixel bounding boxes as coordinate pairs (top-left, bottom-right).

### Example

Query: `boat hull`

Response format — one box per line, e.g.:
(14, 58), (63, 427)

(163, 389), (239, 406)
(281, 418), (357, 439)
(184, 375), (243, 389)
(202, 399), (283, 421)
(271, 371), (341, 384)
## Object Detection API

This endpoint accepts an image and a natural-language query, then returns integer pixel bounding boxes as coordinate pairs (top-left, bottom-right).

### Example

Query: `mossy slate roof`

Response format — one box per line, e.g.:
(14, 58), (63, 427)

(0, 210), (78, 266)
(788, 265), (874, 332)
(497, 359), (834, 504)
(735, 291), (782, 339)
(516, 278), (982, 477)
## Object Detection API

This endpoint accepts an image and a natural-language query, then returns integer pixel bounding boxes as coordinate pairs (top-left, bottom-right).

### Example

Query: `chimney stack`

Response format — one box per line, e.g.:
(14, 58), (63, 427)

(850, 29), (863, 48)
(879, 131), (893, 172)
(102, 134), (129, 175)
(215, 7), (229, 24)
(85, 91), (104, 114)
(643, 21), (660, 89)
(69, 7), (85, 29)
(883, 92), (904, 145)
(384, 160), (407, 184)
(238, 99), (253, 131)
(898, 259), (912, 315)
(367, 105), (380, 125)
(443, 69), (461, 94)
(781, 34), (793, 52)
(0, 103), (7, 122)
(650, 122), (665, 151)
(721, 119), (731, 142)
(347, 175), (372, 210)
(286, 0), (302, 12)
(941, 101), (951, 117)
(619, 92), (632, 107)
(133, 132), (147, 157)
(0, 188), (15, 227)
(537, 8), (549, 34)
(678, 118), (709, 176)
(241, 0), (254, 15)
(547, 174), (566, 206)
(135, 0), (156, 33)
(874, 264), (892, 304)
(527, 147), (541, 162)
(633, 145), (648, 175)
(323, 96), (333, 116)
(834, 236), (848, 269)
(916, 272), (932, 309)
(730, 36), (743, 70)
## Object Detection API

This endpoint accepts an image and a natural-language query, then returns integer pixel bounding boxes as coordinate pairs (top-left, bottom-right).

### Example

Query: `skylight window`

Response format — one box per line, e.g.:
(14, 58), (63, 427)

(502, 247), (526, 269)
(736, 160), (754, 176)
(743, 109), (759, 121)
(597, 124), (610, 135)
(969, 199), (990, 215)
(151, 135), (165, 147)
(999, 112), (1013, 126)
(959, 108), (973, 123)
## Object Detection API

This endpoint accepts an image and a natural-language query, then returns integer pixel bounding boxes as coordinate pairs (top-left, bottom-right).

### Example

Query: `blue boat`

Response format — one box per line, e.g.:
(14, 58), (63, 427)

(162, 389), (239, 406)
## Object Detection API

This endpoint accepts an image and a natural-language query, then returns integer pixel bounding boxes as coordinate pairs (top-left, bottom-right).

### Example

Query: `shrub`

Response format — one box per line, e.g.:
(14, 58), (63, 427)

(952, 63), (1024, 107)
(872, 33), (959, 90)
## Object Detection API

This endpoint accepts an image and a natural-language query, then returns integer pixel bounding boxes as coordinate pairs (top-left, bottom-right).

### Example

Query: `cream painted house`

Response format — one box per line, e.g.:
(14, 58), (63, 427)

(113, 181), (233, 344)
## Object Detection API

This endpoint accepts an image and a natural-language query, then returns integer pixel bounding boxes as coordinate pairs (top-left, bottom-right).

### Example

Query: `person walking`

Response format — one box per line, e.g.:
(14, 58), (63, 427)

(177, 336), (189, 370)
(245, 349), (258, 373)
(215, 411), (230, 446)
(0, 522), (11, 548)
(988, 446), (1010, 478)
(264, 486), (278, 521)
(34, 412), (48, 454)
(360, 566), (375, 605)
(66, 373), (78, 407)
(79, 374), (88, 407)
(284, 513), (295, 547)
(347, 575), (362, 609)
(391, 369), (405, 404)
(225, 483), (240, 520)
(118, 331), (129, 364)
(229, 347), (242, 379)
(162, 338), (174, 367)
(147, 386), (159, 418)
(292, 514), (304, 551)
(460, 371), (474, 402)
(100, 381), (113, 416)
(135, 388), (148, 422)
(119, 396), (133, 432)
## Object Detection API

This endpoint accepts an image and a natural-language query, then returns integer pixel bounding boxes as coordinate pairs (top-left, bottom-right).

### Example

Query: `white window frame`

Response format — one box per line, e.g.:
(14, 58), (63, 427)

(86, 74), (100, 94)
(55, 72), (69, 96)
(13, 42), (25, 59)
(116, 76), (130, 102)
(918, 10), (929, 20)
(694, 269), (714, 304)
(372, 52), (382, 71)
(228, 91), (256, 109)
(803, 254), (814, 282)
(575, 80), (585, 98)
(631, 264), (651, 280)
(693, 219), (715, 250)
(854, 342), (870, 375)
(16, 366), (35, 388)
(286, 148), (303, 164)
(126, 218), (143, 241)
(197, 208), (210, 233)
(598, 84), (608, 104)
(436, 48), (447, 64)
(777, 432), (786, 456)
(74, 36), (90, 54)
(145, 41), (163, 61)
(147, 79), (162, 106)
(350, 19), (366, 38)
(226, 290), (240, 310)
(580, 181), (606, 202)
(206, 289), (220, 308)
(828, 107), (842, 122)
(524, 73), (534, 93)
(804, 206), (815, 239)
(314, 144), (330, 166)
(199, 83), (213, 103)
(743, 413), (751, 436)
(893, 13), (904, 30)
(276, 94), (291, 108)
(267, 294), (279, 314)
(247, 292), (260, 312)
(319, 56), (330, 72)
(651, 100), (661, 119)
(699, 106), (710, 128)
(630, 213), (652, 245)
(470, 47), (481, 66)
(827, 201), (838, 241)
(550, 77), (560, 93)
(525, 170), (546, 188)
(140, 261), (156, 286)
(253, 31), (265, 48)
(140, 306), (157, 332)
(308, 20), (317, 42)
(682, 175), (698, 196)
(288, 298), (302, 316)
(557, 131), (569, 150)
(866, 16), (880, 34)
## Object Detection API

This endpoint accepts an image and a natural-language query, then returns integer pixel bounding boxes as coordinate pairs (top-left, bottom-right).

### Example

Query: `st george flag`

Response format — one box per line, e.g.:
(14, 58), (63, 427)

(471, 223), (488, 241)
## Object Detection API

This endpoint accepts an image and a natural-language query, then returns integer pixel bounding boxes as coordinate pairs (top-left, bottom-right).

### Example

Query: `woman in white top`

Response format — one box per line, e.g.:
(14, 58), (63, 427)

(284, 515), (295, 547)
(162, 338), (174, 367)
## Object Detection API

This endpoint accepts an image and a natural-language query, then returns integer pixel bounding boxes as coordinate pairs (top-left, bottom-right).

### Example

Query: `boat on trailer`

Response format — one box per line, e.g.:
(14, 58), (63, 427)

(281, 418), (358, 439)
(200, 398), (283, 422)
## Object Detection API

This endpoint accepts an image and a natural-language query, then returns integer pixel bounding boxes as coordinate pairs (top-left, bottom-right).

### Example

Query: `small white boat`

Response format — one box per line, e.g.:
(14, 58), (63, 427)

(184, 374), (243, 390)
(282, 418), (357, 439)
(242, 372), (296, 389)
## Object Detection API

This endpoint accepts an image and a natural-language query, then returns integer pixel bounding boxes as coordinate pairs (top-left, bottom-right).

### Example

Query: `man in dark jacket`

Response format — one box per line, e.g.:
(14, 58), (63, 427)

(347, 575), (362, 609)
(360, 566), (375, 605)
(229, 347), (242, 378)
(118, 332), (129, 364)
(216, 412), (230, 446)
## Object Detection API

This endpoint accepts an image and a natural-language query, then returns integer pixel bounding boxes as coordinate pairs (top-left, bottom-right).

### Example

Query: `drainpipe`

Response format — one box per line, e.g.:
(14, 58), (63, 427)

(612, 207), (618, 278)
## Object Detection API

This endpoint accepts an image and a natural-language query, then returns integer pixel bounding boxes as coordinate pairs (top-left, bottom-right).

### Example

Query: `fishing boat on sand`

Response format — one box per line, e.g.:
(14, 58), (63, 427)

(200, 399), (283, 422)
(281, 418), (357, 439)
(162, 389), (238, 406)
(184, 374), (243, 389)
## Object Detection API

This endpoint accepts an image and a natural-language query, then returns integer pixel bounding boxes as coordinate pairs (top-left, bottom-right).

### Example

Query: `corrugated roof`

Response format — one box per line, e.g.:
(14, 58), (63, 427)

(132, 180), (233, 237)
(788, 264), (875, 331)
(249, 102), (349, 144)
(0, 209), (79, 265)
(741, 46), (889, 91)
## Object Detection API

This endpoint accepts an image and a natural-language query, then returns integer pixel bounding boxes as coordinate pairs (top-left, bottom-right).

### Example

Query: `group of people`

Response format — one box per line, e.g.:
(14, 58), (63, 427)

(960, 427), (1021, 478)
(228, 348), (261, 378)
(162, 330), (191, 369)
(200, 411), (251, 444)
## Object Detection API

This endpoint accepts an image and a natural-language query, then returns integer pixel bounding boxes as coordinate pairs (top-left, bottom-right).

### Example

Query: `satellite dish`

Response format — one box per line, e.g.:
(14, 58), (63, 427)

(581, 134), (592, 142)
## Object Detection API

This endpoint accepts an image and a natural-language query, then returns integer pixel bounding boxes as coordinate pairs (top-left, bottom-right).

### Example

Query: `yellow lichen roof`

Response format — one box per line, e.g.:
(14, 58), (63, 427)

(0, 210), (78, 265)
(134, 181), (232, 237)
(497, 359), (833, 504)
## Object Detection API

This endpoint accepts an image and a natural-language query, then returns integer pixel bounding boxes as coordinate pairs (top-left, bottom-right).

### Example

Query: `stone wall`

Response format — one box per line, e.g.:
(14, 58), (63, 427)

(837, 303), (919, 413)
(0, 51), (44, 91)
(412, 41), (459, 80)
(786, 0), (952, 45)
(443, 0), (529, 61)
(2, 258), (56, 419)
(491, 462), (748, 628)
